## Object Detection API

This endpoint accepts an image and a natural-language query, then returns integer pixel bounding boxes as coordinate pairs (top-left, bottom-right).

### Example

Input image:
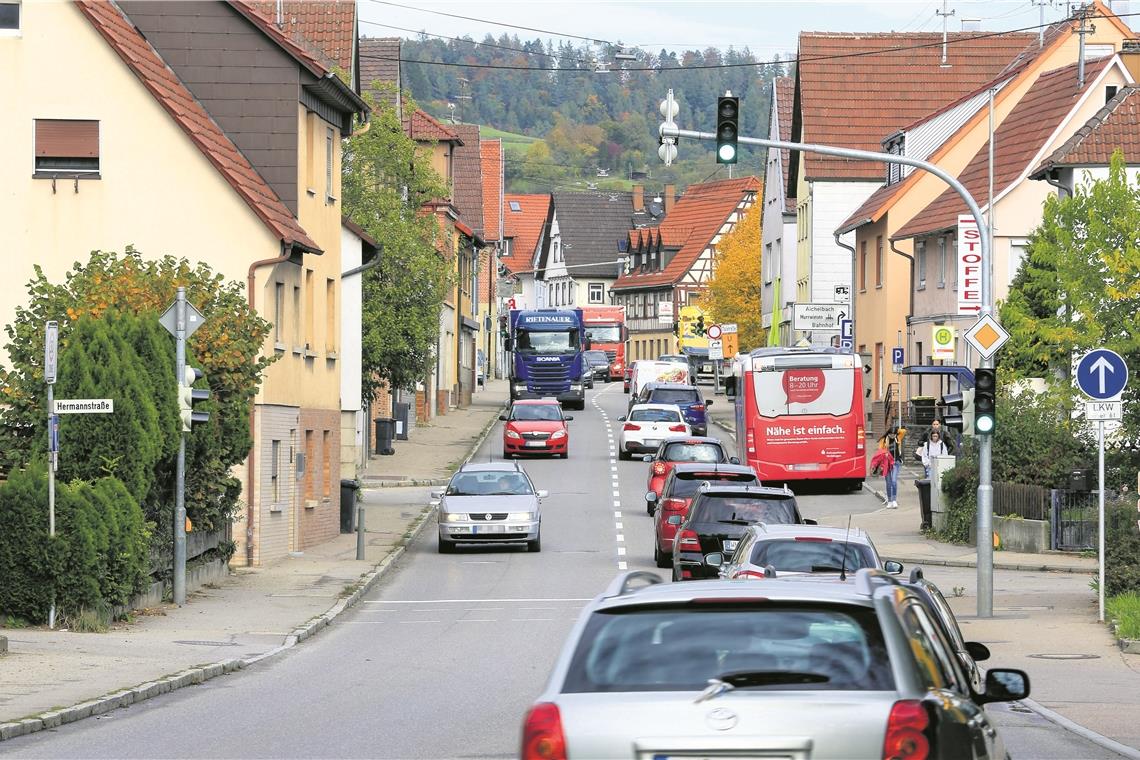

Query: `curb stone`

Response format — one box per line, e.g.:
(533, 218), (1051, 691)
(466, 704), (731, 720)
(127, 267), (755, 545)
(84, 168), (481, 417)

(0, 401), (507, 745)
(1021, 698), (1140, 760)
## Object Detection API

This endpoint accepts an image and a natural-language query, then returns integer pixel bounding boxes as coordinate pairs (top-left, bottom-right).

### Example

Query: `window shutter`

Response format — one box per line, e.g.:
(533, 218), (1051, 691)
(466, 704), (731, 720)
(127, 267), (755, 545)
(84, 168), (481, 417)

(35, 120), (99, 158)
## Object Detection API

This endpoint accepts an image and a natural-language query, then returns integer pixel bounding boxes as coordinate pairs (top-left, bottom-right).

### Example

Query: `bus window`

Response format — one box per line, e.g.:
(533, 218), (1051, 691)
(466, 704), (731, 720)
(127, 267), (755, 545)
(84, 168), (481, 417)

(754, 368), (855, 418)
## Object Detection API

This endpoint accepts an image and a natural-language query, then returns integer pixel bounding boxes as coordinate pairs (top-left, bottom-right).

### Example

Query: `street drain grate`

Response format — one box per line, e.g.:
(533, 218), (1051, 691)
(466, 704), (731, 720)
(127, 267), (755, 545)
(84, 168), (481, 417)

(1027, 653), (1099, 660)
(173, 640), (238, 647)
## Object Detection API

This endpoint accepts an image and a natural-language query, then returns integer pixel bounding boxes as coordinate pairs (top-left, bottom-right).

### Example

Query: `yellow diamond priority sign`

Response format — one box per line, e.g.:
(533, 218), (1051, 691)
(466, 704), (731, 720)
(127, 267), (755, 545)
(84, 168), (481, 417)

(964, 314), (1010, 360)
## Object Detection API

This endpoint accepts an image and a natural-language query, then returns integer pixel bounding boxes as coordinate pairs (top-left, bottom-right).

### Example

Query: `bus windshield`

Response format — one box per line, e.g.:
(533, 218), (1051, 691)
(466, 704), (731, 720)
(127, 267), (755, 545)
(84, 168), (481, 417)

(753, 368), (854, 417)
(584, 326), (621, 342)
(516, 328), (581, 355)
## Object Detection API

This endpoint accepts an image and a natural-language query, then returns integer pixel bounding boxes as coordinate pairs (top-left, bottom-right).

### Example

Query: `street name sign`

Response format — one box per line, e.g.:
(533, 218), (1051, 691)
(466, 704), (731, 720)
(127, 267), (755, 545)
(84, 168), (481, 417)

(53, 398), (114, 414)
(793, 303), (845, 331)
(708, 339), (724, 360)
(1076, 349), (1128, 400)
(963, 314), (1010, 360)
(1086, 401), (1122, 421)
(719, 323), (738, 334)
(956, 214), (982, 315)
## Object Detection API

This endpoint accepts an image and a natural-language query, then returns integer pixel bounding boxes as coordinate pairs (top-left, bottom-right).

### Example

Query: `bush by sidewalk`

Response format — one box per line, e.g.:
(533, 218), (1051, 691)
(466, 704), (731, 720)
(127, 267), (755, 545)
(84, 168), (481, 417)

(1107, 592), (1140, 640)
(1105, 499), (1140, 597)
(938, 390), (1089, 543)
(0, 465), (149, 626)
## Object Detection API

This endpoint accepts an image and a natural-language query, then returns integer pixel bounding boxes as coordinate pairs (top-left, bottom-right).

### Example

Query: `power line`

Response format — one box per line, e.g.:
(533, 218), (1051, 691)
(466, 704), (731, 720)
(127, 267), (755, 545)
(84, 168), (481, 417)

(368, 0), (610, 45)
(358, 22), (593, 65)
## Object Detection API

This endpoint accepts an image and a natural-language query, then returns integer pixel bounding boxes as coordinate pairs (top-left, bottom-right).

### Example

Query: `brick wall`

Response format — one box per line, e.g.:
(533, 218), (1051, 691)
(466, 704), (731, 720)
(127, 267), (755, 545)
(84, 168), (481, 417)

(298, 407), (341, 550)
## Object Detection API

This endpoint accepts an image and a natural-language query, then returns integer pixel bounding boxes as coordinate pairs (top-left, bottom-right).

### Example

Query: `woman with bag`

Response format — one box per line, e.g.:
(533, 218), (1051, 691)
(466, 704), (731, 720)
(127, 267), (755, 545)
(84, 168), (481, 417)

(876, 425), (906, 509)
(917, 430), (948, 479)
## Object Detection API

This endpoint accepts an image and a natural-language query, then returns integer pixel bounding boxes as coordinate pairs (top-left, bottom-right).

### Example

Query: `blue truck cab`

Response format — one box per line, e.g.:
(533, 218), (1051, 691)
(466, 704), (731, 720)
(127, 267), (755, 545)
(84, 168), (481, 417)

(507, 308), (587, 410)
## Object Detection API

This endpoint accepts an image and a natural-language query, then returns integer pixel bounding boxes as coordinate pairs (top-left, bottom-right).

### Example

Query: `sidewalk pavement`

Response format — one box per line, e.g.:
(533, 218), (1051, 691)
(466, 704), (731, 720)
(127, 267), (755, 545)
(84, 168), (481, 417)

(0, 381), (508, 741)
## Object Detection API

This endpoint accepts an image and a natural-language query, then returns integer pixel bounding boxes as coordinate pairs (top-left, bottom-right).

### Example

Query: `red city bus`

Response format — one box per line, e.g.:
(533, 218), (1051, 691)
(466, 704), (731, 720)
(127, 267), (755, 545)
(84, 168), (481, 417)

(729, 347), (866, 490)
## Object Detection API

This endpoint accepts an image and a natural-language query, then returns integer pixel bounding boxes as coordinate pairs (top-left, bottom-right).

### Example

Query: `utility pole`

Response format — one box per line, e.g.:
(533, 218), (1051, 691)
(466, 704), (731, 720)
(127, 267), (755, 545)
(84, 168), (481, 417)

(173, 289), (188, 607)
(1075, 6), (1094, 88)
(937, 0), (956, 66)
(44, 321), (59, 629)
(1033, 0), (1048, 48)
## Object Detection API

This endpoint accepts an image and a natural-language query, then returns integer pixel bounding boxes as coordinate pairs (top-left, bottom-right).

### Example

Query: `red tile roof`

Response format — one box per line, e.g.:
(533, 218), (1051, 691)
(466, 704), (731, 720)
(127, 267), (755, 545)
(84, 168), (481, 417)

(227, 1), (332, 79)
(793, 31), (1036, 181)
(76, 0), (319, 252)
(1032, 85), (1140, 174)
(612, 177), (760, 291)
(245, 1), (355, 74)
(480, 139), (503, 243)
(451, 124), (483, 239)
(404, 109), (462, 144)
(894, 57), (1114, 240)
(776, 76), (796, 212)
(502, 194), (551, 274)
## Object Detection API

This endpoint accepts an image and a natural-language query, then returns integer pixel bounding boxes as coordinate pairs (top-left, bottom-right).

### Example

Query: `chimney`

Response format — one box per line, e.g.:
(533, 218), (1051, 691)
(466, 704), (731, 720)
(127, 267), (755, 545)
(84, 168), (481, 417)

(664, 183), (676, 215)
(1121, 39), (1140, 82)
(961, 18), (981, 32)
(632, 184), (644, 212)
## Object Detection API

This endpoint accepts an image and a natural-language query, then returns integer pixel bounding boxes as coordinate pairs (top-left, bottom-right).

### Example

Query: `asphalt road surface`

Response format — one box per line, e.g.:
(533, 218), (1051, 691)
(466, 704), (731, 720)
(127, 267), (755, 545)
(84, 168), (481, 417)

(1, 383), (1127, 759)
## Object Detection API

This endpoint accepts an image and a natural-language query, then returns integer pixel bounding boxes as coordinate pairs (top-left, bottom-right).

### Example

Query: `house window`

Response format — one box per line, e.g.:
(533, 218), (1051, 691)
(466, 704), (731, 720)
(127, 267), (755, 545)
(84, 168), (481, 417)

(274, 282), (285, 346)
(509, 200), (521, 212)
(271, 440), (281, 503)
(875, 236), (883, 288)
(305, 112), (317, 191)
(1106, 85), (1119, 103)
(916, 240), (927, 289)
(938, 237), (947, 287)
(304, 430), (315, 502)
(292, 285), (302, 347)
(951, 239), (958, 290)
(322, 430), (331, 498)
(326, 278), (336, 353)
(859, 241), (868, 292)
(304, 269), (315, 350)
(34, 119), (99, 177)
(0, 1), (19, 31)
(325, 127), (335, 203)
(1009, 241), (1028, 286)
(588, 283), (604, 304)
(763, 242), (773, 284)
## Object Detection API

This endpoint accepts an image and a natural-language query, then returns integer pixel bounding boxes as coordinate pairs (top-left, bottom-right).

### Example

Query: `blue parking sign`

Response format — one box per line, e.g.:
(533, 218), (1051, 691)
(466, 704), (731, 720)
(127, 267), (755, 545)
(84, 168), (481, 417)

(891, 347), (904, 367)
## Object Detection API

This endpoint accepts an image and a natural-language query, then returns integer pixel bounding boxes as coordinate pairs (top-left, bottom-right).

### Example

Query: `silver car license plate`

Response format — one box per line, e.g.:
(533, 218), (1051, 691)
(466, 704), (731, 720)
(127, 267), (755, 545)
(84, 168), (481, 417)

(525, 440), (546, 448)
(472, 524), (506, 534)
(644, 439), (661, 448)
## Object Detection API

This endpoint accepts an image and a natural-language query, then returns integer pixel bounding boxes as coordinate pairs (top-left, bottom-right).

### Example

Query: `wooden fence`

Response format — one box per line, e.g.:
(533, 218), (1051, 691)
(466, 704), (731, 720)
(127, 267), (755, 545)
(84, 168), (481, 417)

(993, 482), (1051, 521)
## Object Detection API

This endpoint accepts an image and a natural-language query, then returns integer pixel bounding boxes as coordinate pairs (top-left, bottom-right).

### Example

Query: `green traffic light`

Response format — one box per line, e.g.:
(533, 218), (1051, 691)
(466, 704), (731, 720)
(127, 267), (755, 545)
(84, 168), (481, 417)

(976, 415), (994, 434)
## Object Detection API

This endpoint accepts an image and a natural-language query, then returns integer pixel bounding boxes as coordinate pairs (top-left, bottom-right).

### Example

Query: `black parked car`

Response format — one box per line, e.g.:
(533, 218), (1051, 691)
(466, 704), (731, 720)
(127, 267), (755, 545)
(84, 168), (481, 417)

(672, 483), (813, 581)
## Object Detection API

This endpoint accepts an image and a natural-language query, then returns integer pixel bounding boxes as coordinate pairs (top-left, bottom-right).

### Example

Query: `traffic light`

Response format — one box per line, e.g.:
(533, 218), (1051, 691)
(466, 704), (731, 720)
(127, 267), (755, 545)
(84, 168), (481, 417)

(941, 389), (974, 436)
(658, 90), (679, 166)
(716, 94), (739, 165)
(179, 366), (210, 433)
(672, 321), (680, 337)
(694, 315), (706, 336)
(974, 367), (996, 435)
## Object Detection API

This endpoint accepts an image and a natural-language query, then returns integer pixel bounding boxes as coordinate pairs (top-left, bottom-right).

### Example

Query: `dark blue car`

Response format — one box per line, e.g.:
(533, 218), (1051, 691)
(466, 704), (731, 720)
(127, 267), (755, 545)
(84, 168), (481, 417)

(628, 382), (711, 436)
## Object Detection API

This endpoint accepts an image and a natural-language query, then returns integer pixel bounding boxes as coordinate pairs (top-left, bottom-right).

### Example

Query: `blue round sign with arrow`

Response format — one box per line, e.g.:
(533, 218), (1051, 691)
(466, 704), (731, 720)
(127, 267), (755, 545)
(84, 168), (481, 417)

(1076, 349), (1128, 400)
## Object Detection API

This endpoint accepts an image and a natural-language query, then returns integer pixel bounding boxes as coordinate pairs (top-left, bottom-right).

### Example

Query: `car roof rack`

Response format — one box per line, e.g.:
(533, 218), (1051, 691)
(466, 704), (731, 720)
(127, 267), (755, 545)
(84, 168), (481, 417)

(854, 567), (905, 597)
(603, 571), (664, 599)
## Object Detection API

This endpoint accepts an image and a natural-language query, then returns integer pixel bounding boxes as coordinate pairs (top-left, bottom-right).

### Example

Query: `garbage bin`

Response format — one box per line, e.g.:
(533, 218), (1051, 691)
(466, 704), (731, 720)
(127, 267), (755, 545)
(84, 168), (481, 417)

(393, 402), (410, 441)
(374, 417), (396, 455)
(915, 479), (932, 530)
(339, 479), (359, 533)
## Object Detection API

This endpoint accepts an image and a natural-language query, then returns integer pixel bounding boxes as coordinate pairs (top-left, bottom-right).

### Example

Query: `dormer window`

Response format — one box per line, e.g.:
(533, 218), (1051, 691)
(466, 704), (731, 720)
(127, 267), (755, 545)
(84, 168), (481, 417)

(883, 133), (905, 185)
(0, 1), (19, 33)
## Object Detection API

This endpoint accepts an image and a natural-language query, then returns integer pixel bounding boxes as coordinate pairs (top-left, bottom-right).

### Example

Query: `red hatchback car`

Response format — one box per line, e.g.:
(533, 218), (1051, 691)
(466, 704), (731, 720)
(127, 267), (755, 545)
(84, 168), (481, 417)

(500, 400), (573, 458)
(647, 463), (759, 568)
(643, 437), (737, 515)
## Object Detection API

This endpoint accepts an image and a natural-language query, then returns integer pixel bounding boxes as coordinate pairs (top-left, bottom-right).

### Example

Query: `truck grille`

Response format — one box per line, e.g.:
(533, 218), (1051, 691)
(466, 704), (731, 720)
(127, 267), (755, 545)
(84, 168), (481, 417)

(528, 363), (570, 394)
(604, 350), (617, 361)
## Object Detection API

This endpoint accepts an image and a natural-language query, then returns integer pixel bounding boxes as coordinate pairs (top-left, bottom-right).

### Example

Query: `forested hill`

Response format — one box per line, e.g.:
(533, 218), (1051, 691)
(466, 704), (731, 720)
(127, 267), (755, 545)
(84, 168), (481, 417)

(396, 36), (790, 192)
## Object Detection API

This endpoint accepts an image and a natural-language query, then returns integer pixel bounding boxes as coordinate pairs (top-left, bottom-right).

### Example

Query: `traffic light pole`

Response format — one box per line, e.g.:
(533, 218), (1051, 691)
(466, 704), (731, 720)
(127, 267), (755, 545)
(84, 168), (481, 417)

(174, 287), (187, 607)
(661, 105), (997, 616)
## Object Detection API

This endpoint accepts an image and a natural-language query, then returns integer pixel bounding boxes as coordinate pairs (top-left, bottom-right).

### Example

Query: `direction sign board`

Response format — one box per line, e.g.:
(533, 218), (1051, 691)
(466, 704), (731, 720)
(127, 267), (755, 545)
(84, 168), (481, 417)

(53, 398), (114, 414)
(1086, 401), (1122, 421)
(963, 314), (1010, 360)
(793, 303), (845, 331)
(956, 214), (983, 315)
(706, 324), (723, 340)
(160, 300), (206, 339)
(708, 339), (724, 360)
(1076, 349), (1128, 400)
(721, 333), (739, 357)
(720, 323), (738, 334)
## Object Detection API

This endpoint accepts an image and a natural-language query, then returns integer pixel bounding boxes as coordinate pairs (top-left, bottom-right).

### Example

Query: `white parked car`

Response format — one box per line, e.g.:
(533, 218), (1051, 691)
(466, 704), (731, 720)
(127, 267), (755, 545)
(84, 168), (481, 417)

(715, 524), (904, 579)
(617, 404), (690, 460)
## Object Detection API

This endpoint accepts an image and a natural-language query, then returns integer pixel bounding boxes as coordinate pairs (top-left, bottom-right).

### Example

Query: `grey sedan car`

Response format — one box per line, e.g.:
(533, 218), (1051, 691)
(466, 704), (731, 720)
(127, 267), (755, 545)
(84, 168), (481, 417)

(433, 462), (547, 553)
(521, 569), (1029, 759)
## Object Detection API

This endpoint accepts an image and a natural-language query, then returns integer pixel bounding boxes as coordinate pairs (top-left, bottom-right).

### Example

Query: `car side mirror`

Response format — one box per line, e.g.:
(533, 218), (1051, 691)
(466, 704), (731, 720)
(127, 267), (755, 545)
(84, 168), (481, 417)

(667, 515), (683, 525)
(536, 490), (549, 499)
(729, 456), (740, 464)
(705, 552), (724, 568)
(618, 416), (626, 422)
(645, 491), (658, 503)
(564, 416), (574, 421)
(980, 669), (1030, 704)
(429, 490), (443, 499)
(498, 414), (507, 421)
(884, 560), (904, 575)
(802, 518), (818, 526)
(642, 454), (653, 462)
(965, 641), (991, 662)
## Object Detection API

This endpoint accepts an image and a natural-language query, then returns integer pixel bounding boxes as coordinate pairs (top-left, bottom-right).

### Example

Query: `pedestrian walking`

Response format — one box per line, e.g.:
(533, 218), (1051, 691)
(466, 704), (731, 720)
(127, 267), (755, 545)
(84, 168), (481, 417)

(876, 425), (906, 509)
(922, 418), (955, 455)
(917, 430), (948, 479)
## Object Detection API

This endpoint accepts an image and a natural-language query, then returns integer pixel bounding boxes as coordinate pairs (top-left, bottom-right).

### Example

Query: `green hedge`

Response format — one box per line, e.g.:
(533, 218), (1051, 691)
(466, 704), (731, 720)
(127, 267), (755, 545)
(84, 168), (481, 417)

(1106, 500), (1140, 597)
(0, 465), (149, 625)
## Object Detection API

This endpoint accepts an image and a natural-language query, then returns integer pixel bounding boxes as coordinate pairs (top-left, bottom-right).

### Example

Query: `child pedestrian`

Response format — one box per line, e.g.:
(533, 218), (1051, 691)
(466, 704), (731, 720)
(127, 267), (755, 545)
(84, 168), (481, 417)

(917, 430), (948, 479)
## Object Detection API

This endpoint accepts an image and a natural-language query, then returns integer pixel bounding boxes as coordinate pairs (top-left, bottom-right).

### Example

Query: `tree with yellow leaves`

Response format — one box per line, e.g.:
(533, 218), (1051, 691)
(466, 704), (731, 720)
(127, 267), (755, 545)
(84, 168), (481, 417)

(699, 201), (765, 350)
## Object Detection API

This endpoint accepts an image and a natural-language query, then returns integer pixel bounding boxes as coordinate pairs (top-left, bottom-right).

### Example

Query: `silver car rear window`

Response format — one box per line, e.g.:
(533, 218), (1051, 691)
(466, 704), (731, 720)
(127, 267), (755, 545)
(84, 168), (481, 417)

(750, 540), (877, 574)
(563, 604), (893, 693)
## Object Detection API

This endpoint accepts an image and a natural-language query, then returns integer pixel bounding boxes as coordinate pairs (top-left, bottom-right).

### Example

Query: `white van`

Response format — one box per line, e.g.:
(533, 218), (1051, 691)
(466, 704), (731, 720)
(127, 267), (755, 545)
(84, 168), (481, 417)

(628, 360), (690, 399)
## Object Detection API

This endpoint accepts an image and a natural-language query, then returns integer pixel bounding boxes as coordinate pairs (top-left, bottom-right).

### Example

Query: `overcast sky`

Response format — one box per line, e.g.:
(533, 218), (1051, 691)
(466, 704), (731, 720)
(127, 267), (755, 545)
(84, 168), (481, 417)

(359, 1), (1136, 60)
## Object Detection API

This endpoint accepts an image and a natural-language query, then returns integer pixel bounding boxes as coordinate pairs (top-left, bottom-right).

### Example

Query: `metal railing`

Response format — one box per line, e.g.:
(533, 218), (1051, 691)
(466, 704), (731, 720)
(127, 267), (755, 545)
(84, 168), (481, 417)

(1051, 489), (1101, 551)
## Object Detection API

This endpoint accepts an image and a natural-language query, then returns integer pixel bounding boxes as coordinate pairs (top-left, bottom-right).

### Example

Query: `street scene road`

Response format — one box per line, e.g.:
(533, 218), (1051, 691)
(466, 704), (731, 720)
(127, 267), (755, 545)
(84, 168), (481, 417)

(3, 383), (1135, 759)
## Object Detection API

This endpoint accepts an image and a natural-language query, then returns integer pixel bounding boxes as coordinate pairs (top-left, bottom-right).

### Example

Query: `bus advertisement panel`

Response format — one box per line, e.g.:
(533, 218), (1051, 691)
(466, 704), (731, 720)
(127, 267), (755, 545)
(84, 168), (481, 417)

(732, 348), (865, 488)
